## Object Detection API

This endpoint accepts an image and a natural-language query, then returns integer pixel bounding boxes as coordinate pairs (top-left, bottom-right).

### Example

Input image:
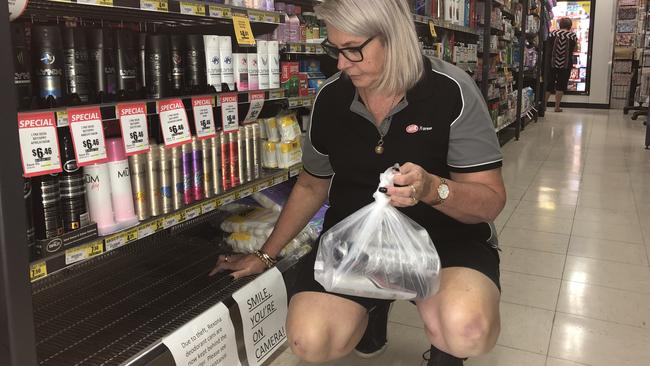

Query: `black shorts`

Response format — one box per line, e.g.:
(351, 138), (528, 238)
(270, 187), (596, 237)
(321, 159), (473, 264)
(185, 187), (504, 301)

(292, 239), (501, 311)
(547, 68), (571, 92)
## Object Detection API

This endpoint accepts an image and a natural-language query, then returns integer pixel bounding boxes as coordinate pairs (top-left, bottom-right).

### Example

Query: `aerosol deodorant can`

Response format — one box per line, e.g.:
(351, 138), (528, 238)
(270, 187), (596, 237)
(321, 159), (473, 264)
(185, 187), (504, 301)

(146, 145), (161, 216)
(128, 153), (149, 221)
(171, 146), (184, 210)
(32, 25), (66, 108)
(210, 134), (223, 195)
(24, 178), (35, 246)
(221, 132), (231, 190)
(201, 138), (213, 199)
(33, 174), (64, 240)
(181, 142), (194, 205)
(58, 128), (88, 232)
(106, 138), (139, 227)
(115, 29), (138, 100)
(244, 125), (254, 183)
(159, 144), (174, 214)
(84, 163), (120, 236)
(191, 137), (204, 201)
(62, 26), (90, 104)
(252, 122), (261, 180)
(185, 35), (207, 93)
(11, 23), (32, 110)
(145, 34), (171, 99)
(237, 127), (246, 184)
(169, 34), (185, 95)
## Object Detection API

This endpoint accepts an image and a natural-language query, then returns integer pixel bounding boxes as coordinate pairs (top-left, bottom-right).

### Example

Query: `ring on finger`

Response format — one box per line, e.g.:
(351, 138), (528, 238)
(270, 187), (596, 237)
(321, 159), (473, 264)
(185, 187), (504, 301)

(411, 196), (417, 204)
(224, 255), (230, 263)
(409, 184), (417, 198)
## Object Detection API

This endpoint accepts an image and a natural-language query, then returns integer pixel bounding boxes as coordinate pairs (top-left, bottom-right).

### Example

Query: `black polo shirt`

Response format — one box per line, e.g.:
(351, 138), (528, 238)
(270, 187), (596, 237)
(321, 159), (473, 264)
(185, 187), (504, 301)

(302, 57), (503, 243)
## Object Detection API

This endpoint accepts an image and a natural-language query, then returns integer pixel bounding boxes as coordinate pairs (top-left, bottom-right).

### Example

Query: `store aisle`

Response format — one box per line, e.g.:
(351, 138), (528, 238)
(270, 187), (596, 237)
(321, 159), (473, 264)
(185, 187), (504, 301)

(269, 109), (650, 366)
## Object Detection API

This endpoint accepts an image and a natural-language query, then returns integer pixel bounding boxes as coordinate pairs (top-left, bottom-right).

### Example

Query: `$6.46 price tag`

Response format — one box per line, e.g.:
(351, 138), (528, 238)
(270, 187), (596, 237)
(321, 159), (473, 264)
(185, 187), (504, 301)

(220, 93), (239, 133)
(68, 107), (108, 167)
(18, 111), (63, 177)
(158, 99), (192, 148)
(118, 103), (150, 155)
(192, 97), (217, 140)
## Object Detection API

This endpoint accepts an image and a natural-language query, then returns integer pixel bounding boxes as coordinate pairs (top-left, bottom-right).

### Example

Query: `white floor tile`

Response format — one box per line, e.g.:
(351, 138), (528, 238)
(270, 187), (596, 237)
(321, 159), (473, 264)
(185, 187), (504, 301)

(499, 247), (566, 279)
(498, 302), (554, 354)
(563, 256), (650, 294)
(500, 271), (561, 310)
(568, 236), (648, 265)
(499, 227), (570, 254)
(465, 345), (546, 366)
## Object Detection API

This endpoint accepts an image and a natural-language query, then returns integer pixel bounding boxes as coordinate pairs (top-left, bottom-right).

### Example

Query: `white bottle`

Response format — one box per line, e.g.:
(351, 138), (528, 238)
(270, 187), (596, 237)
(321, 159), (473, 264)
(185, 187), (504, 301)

(204, 35), (222, 92)
(106, 138), (139, 228)
(234, 52), (249, 91)
(84, 163), (121, 236)
(257, 40), (270, 89)
(248, 51), (259, 90)
(219, 36), (235, 92)
(268, 41), (280, 89)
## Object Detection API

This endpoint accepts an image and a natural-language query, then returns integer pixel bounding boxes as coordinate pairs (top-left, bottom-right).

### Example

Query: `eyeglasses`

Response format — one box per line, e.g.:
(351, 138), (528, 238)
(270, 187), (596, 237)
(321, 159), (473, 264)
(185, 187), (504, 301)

(321, 36), (375, 62)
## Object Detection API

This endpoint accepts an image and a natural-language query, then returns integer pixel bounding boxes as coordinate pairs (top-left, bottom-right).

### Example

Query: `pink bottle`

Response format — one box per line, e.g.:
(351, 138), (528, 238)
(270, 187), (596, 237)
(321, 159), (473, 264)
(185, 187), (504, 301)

(106, 138), (139, 227)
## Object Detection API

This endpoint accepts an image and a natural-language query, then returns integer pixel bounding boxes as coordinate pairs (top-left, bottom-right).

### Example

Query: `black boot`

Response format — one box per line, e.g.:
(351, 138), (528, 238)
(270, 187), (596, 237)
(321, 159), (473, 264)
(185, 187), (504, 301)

(423, 345), (466, 366)
(354, 302), (391, 358)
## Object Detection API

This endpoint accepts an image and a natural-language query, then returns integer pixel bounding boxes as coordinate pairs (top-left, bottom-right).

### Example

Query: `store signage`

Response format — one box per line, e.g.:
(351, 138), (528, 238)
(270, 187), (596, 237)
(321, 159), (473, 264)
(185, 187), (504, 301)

(192, 96), (217, 140)
(243, 91), (265, 123)
(219, 93), (239, 133)
(158, 99), (192, 148)
(8, 0), (29, 21)
(18, 111), (62, 177)
(232, 268), (288, 366)
(117, 103), (150, 155)
(68, 106), (108, 166)
(163, 302), (241, 366)
(232, 14), (256, 46)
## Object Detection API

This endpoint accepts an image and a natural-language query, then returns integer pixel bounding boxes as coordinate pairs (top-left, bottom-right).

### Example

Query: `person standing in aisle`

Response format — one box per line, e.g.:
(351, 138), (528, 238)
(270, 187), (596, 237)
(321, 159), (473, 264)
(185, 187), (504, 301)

(211, 1), (506, 365)
(545, 17), (577, 112)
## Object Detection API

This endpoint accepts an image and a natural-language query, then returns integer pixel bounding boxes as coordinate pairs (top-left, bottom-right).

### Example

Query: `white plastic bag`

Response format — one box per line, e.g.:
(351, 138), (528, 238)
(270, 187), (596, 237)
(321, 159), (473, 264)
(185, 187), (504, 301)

(314, 165), (441, 300)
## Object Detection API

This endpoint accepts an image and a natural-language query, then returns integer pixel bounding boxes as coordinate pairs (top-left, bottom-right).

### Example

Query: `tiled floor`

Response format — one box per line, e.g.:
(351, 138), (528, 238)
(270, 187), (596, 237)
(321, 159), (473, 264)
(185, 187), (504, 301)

(269, 109), (650, 365)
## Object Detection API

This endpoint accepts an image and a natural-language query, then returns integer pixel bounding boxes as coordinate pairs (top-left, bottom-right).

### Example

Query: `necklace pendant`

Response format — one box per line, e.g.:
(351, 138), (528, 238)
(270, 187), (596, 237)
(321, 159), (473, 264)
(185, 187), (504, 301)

(375, 145), (384, 154)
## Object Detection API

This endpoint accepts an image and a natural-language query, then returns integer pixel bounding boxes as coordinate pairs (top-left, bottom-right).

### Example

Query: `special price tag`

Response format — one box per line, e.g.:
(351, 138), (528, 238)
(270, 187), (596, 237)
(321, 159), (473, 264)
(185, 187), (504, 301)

(18, 111), (62, 177)
(232, 14), (256, 46)
(220, 93), (239, 133)
(428, 19), (437, 38)
(117, 103), (150, 155)
(192, 96), (217, 140)
(68, 107), (108, 166)
(243, 91), (265, 123)
(158, 99), (192, 148)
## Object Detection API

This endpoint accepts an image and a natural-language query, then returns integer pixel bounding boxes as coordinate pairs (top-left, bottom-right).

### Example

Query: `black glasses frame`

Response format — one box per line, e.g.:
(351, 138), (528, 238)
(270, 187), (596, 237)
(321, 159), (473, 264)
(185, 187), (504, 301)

(320, 36), (375, 62)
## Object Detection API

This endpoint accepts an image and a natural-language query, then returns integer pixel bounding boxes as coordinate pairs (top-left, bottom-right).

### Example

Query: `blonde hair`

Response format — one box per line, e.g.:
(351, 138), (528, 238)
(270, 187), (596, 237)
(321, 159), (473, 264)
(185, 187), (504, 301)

(315, 0), (424, 95)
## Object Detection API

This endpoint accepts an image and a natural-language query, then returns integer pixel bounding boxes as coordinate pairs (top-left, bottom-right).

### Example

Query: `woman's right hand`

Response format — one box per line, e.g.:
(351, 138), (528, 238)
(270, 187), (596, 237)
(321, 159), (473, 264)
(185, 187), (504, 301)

(209, 253), (267, 279)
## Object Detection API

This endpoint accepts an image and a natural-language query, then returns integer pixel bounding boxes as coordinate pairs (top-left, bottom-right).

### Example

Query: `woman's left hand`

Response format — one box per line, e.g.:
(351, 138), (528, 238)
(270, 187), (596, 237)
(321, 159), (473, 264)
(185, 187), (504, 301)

(386, 163), (436, 207)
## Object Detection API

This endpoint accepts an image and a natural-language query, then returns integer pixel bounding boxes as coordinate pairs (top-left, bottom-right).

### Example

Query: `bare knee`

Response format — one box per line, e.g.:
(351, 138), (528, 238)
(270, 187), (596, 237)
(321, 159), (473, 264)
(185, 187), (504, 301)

(439, 308), (499, 357)
(288, 324), (332, 363)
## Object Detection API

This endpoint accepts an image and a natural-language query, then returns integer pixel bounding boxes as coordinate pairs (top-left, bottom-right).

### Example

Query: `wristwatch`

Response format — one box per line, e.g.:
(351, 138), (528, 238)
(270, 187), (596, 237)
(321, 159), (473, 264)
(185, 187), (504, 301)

(432, 177), (450, 206)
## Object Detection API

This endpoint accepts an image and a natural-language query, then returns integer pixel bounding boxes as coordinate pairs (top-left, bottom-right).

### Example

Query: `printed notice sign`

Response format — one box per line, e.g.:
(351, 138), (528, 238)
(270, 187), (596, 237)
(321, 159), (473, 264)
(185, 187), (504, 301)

(117, 103), (150, 155)
(18, 111), (62, 177)
(243, 91), (265, 123)
(219, 93), (239, 133)
(163, 302), (241, 366)
(232, 268), (288, 366)
(192, 96), (217, 139)
(158, 99), (192, 148)
(68, 106), (108, 166)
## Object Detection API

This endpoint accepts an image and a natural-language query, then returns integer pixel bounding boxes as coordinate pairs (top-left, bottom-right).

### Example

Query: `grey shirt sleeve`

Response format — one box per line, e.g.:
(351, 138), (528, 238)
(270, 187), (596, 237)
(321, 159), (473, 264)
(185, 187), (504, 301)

(447, 71), (503, 173)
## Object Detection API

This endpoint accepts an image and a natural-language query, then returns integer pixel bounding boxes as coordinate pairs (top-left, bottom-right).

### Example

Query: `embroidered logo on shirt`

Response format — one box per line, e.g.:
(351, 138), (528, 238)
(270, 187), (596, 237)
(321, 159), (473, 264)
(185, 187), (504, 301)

(406, 124), (432, 133)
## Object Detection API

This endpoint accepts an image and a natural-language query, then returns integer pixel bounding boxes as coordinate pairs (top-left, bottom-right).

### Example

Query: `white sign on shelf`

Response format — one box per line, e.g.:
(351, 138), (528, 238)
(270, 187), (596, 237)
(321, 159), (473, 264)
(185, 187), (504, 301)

(163, 302), (241, 366)
(219, 93), (239, 133)
(8, 0), (29, 21)
(243, 91), (265, 123)
(117, 103), (150, 156)
(68, 106), (108, 166)
(192, 96), (217, 140)
(18, 111), (62, 177)
(232, 268), (288, 366)
(158, 99), (192, 148)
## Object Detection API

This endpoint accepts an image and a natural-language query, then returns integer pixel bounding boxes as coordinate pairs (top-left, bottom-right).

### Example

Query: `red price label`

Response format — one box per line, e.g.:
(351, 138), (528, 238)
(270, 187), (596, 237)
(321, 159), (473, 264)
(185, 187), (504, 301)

(68, 106), (108, 166)
(192, 96), (217, 140)
(158, 99), (192, 148)
(219, 93), (239, 133)
(18, 111), (62, 177)
(117, 103), (150, 156)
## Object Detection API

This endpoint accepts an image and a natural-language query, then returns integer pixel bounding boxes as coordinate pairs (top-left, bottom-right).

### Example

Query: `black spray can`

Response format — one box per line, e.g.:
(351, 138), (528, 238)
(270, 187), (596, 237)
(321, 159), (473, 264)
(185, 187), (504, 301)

(58, 128), (88, 232)
(88, 28), (117, 102)
(24, 178), (35, 246)
(145, 34), (171, 99)
(11, 22), (33, 110)
(32, 174), (64, 240)
(169, 34), (185, 95)
(62, 26), (90, 104)
(138, 32), (147, 92)
(185, 35), (207, 94)
(115, 29), (138, 100)
(31, 25), (66, 108)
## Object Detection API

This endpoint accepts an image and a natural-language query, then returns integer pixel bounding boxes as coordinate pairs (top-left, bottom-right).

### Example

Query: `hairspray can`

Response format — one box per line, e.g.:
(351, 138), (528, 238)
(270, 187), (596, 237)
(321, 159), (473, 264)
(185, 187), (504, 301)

(220, 131), (231, 191)
(244, 125), (254, 182)
(169, 34), (185, 95)
(171, 146), (184, 210)
(219, 36), (234, 91)
(146, 145), (162, 216)
(237, 126), (246, 183)
(84, 164), (121, 236)
(185, 35), (207, 93)
(24, 179), (35, 246)
(106, 138), (139, 226)
(159, 145), (174, 214)
(32, 174), (64, 240)
(191, 137), (204, 201)
(252, 122), (261, 179)
(145, 34), (171, 99)
(115, 29), (138, 100)
(230, 129), (241, 187)
(203, 35), (221, 92)
(32, 25), (66, 108)
(247, 50), (259, 91)
(58, 128), (88, 231)
(181, 142), (194, 205)
(128, 153), (149, 221)
(11, 22), (33, 110)
(201, 138), (213, 199)
(210, 134), (222, 195)
(62, 26), (90, 104)
(257, 40), (269, 90)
